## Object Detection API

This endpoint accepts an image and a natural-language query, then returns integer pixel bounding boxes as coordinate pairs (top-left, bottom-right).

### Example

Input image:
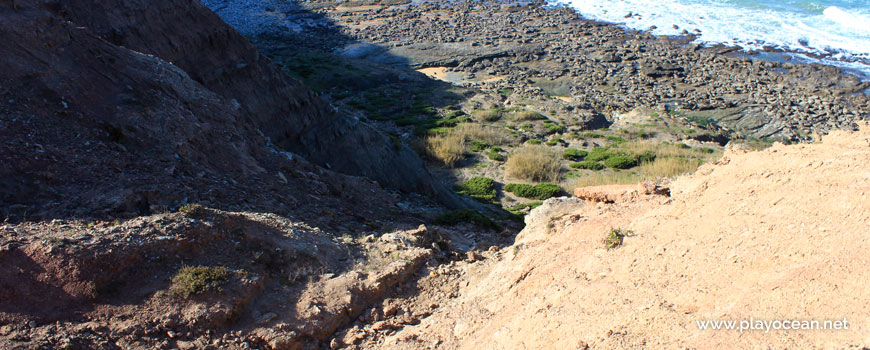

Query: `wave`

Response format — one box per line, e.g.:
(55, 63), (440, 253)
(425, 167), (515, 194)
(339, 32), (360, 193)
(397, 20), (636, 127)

(554, 0), (870, 79)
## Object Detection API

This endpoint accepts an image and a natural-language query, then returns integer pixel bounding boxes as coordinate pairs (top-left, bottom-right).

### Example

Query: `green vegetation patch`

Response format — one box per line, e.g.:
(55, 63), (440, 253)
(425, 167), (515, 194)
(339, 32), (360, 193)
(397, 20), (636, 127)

(604, 156), (638, 169)
(570, 160), (605, 170)
(434, 209), (502, 231)
(604, 227), (631, 249)
(504, 183), (563, 200)
(170, 266), (228, 298)
(562, 148), (588, 161)
(587, 147), (617, 162)
(455, 177), (497, 203)
(178, 203), (205, 217)
(507, 201), (543, 216)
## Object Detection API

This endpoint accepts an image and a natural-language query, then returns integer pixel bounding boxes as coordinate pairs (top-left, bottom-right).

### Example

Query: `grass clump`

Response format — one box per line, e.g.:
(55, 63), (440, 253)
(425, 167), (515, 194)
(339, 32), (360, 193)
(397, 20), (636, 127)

(526, 139), (542, 145)
(456, 177), (497, 203)
(434, 209), (502, 231)
(513, 110), (547, 121)
(505, 146), (562, 182)
(604, 156), (638, 169)
(570, 160), (605, 170)
(178, 203), (205, 216)
(473, 108), (504, 122)
(454, 123), (514, 146)
(604, 227), (631, 249)
(170, 266), (228, 298)
(422, 134), (466, 167)
(504, 183), (563, 200)
(562, 148), (588, 161)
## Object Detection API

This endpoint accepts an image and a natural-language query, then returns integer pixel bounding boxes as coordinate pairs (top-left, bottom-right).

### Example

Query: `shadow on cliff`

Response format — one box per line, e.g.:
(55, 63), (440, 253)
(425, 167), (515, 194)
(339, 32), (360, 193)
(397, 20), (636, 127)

(0, 0), (502, 223)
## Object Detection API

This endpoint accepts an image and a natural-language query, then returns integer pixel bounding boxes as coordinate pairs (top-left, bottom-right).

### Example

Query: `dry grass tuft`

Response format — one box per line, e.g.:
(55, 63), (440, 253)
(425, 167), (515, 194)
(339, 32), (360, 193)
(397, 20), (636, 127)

(513, 110), (546, 121)
(454, 123), (514, 146)
(638, 157), (704, 178)
(506, 145), (562, 182)
(472, 109), (503, 122)
(422, 134), (467, 167)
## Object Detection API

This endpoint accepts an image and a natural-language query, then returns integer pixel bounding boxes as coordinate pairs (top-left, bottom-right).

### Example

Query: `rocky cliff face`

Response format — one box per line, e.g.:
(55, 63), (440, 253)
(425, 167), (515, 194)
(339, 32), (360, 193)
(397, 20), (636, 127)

(0, 0), (461, 219)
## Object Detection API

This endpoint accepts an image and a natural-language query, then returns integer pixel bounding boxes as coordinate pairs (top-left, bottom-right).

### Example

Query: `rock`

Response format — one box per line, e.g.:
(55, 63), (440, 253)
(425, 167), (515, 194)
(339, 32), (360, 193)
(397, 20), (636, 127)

(257, 312), (278, 325)
(383, 304), (398, 316)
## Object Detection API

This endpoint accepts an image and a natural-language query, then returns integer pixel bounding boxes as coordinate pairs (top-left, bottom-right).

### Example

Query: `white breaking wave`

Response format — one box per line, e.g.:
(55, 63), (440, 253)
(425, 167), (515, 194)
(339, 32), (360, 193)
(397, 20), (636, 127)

(553, 0), (870, 78)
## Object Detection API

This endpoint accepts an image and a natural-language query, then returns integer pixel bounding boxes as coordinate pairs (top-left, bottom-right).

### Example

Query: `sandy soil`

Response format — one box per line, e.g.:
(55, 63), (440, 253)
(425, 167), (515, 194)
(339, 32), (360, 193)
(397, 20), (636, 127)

(371, 125), (870, 349)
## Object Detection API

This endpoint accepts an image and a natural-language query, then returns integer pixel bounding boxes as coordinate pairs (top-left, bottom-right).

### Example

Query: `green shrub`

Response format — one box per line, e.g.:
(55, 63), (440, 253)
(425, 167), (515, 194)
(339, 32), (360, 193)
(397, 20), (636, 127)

(178, 203), (205, 216)
(469, 141), (491, 152)
(562, 148), (588, 161)
(570, 160), (605, 170)
(635, 150), (657, 163)
(487, 151), (505, 162)
(507, 201), (543, 215)
(605, 135), (625, 143)
(604, 156), (638, 169)
(434, 209), (502, 231)
(545, 138), (562, 146)
(455, 177), (497, 202)
(604, 227), (631, 249)
(587, 147), (616, 162)
(542, 122), (566, 134)
(526, 139), (542, 145)
(504, 183), (563, 200)
(170, 266), (228, 298)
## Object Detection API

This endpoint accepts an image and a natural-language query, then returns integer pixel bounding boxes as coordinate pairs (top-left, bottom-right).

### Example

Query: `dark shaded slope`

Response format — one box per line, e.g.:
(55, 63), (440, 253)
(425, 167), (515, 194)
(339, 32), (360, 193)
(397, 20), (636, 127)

(0, 0), (466, 219)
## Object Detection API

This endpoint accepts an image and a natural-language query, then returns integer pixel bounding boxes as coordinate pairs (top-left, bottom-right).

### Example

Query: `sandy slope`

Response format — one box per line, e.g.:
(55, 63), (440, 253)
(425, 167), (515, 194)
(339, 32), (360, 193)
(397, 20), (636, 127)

(379, 126), (870, 349)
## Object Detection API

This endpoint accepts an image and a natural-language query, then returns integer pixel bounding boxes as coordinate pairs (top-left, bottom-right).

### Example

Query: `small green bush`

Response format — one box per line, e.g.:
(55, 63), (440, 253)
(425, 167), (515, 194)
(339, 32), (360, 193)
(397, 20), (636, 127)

(570, 160), (605, 170)
(434, 209), (502, 231)
(487, 151), (505, 162)
(178, 203), (205, 216)
(562, 148), (588, 161)
(469, 141), (491, 152)
(545, 138), (561, 146)
(605, 135), (625, 143)
(542, 122), (566, 134)
(170, 266), (228, 298)
(504, 183), (563, 200)
(587, 147), (616, 162)
(456, 177), (497, 202)
(604, 227), (631, 249)
(635, 150), (657, 163)
(604, 156), (638, 169)
(526, 139), (542, 145)
(507, 201), (543, 215)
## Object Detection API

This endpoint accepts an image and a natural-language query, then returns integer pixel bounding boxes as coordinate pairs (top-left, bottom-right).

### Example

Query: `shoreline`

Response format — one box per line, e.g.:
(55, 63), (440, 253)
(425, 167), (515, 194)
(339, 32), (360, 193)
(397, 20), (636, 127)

(544, 0), (870, 79)
(206, 0), (869, 141)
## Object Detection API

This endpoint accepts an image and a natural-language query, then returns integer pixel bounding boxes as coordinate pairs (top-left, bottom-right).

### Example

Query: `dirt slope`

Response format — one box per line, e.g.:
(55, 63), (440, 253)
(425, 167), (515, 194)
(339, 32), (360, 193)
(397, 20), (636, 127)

(376, 126), (870, 349)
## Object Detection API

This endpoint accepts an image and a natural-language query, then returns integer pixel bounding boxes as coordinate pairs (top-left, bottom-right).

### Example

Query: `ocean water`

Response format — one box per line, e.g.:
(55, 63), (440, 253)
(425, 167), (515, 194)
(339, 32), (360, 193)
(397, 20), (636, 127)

(554, 0), (870, 79)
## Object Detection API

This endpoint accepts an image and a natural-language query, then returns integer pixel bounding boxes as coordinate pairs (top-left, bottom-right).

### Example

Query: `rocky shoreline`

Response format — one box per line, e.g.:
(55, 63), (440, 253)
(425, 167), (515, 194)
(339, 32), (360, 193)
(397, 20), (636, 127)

(207, 0), (869, 141)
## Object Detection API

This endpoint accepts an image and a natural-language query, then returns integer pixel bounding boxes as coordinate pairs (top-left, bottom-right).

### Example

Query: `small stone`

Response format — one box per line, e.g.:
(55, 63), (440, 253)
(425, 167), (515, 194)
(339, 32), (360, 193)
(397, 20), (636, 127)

(383, 304), (398, 316)
(257, 312), (278, 325)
